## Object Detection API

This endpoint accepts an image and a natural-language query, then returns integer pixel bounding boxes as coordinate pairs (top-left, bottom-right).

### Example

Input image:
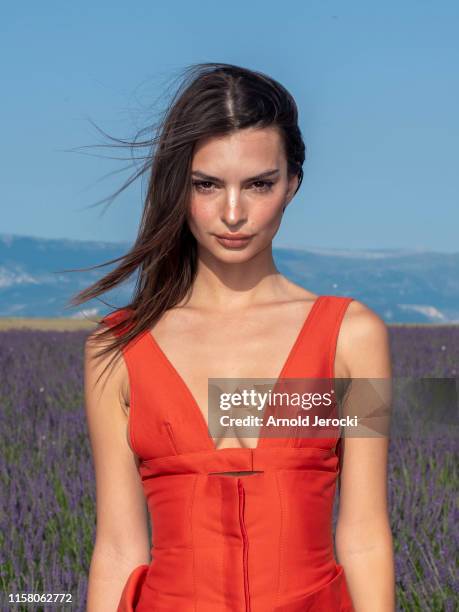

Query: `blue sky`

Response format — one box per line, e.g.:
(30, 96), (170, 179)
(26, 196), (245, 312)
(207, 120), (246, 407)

(1, 1), (458, 253)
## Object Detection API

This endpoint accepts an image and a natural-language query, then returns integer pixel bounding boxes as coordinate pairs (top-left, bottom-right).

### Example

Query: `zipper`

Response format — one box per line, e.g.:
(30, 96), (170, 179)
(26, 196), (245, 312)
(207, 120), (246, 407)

(238, 479), (251, 612)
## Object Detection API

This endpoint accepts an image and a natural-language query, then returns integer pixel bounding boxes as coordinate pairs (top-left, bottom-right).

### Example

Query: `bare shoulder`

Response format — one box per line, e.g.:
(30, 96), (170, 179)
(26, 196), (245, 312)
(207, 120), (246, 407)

(85, 324), (130, 412)
(338, 299), (392, 378)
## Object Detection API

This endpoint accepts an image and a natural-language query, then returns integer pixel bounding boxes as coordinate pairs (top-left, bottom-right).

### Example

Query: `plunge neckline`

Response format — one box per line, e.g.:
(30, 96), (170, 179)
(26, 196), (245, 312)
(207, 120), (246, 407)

(144, 296), (323, 452)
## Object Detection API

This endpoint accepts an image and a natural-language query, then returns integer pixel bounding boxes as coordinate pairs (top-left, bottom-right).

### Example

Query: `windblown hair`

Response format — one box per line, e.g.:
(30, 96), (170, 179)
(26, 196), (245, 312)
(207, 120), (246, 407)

(68, 62), (306, 382)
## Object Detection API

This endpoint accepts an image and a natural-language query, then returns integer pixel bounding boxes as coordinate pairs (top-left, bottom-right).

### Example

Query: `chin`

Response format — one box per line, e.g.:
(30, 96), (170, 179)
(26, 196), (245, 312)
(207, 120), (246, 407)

(210, 248), (256, 261)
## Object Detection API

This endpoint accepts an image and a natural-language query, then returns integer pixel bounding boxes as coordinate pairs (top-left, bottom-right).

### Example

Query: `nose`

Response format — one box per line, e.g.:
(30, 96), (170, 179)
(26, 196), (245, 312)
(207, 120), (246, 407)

(221, 187), (247, 225)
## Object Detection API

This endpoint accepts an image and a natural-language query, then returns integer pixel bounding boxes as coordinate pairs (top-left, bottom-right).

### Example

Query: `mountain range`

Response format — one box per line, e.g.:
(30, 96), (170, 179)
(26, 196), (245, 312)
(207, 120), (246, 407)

(1, 233), (458, 323)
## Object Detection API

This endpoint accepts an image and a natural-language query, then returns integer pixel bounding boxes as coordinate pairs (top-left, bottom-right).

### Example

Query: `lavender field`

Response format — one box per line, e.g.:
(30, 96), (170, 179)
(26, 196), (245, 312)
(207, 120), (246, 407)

(0, 325), (458, 611)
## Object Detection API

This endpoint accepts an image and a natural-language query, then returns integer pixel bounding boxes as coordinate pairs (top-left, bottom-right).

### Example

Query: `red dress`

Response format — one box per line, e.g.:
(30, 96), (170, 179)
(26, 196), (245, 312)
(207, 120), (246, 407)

(100, 295), (355, 611)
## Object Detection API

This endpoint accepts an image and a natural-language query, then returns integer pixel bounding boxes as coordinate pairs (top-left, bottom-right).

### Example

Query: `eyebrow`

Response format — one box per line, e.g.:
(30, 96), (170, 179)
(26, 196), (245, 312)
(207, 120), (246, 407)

(191, 168), (280, 182)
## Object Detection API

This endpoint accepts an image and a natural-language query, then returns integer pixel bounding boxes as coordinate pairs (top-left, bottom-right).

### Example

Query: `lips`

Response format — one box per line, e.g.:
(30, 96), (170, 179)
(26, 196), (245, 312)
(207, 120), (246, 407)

(215, 234), (254, 249)
(216, 234), (253, 240)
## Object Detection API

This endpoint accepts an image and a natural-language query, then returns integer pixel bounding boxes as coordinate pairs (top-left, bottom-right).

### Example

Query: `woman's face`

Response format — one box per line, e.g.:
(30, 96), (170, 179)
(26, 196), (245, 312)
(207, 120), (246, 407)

(187, 126), (298, 260)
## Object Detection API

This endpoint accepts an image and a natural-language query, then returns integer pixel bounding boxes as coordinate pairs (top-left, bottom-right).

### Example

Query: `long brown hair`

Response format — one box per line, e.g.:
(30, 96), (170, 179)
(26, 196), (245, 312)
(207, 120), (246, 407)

(69, 62), (306, 381)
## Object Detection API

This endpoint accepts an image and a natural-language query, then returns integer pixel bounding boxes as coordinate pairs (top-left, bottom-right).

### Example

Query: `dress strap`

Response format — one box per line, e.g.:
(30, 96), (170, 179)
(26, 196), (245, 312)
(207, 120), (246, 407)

(320, 296), (355, 474)
(99, 308), (149, 458)
(99, 308), (135, 338)
(283, 295), (354, 380)
(283, 295), (354, 469)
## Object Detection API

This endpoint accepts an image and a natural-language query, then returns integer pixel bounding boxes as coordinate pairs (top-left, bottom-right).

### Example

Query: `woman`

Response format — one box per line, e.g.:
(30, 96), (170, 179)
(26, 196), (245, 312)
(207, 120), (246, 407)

(79, 63), (395, 611)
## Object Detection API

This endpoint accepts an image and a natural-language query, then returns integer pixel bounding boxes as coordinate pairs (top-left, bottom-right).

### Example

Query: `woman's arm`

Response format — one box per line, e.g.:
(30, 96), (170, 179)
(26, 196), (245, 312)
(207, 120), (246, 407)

(335, 301), (395, 612)
(84, 328), (151, 612)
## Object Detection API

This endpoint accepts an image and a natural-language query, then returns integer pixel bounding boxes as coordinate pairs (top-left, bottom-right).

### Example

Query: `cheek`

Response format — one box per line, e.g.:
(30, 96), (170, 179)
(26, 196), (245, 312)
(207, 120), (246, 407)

(187, 199), (214, 230)
(252, 200), (284, 227)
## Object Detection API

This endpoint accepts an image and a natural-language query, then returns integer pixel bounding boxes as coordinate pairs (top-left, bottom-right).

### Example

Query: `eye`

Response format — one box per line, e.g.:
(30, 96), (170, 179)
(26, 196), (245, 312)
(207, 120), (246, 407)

(192, 180), (215, 192)
(192, 179), (275, 193)
(251, 180), (274, 192)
